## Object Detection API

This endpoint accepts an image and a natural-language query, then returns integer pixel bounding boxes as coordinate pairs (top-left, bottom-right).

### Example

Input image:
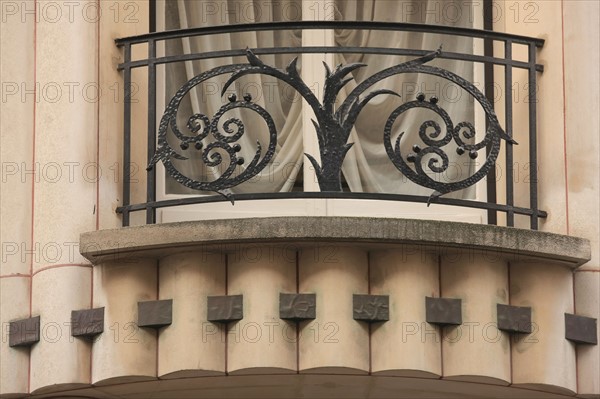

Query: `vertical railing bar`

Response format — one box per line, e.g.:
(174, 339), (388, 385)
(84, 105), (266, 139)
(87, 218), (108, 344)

(122, 43), (132, 227)
(483, 0), (497, 225)
(528, 42), (539, 230)
(146, 39), (157, 224)
(505, 40), (515, 227)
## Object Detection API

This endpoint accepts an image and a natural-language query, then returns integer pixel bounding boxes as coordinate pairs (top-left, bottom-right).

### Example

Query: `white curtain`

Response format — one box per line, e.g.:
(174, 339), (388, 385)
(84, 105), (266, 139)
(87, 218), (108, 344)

(164, 0), (476, 197)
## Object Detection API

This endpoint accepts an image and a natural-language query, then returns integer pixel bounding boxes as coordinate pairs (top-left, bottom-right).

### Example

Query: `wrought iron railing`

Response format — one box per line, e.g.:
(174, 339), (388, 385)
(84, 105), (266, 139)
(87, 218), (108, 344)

(115, 21), (546, 229)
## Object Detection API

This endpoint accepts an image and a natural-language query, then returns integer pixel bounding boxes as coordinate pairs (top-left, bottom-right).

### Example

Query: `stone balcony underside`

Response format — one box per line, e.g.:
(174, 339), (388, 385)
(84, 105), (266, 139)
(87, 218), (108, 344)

(4, 218), (594, 398)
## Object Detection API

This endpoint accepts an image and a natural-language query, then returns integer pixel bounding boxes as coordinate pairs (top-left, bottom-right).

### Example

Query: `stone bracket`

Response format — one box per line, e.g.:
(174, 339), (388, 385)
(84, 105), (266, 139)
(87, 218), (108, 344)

(71, 307), (104, 337)
(280, 293), (316, 321)
(497, 304), (532, 334)
(207, 295), (243, 323)
(353, 294), (390, 322)
(565, 313), (598, 345)
(426, 297), (462, 326)
(138, 299), (173, 328)
(9, 316), (40, 347)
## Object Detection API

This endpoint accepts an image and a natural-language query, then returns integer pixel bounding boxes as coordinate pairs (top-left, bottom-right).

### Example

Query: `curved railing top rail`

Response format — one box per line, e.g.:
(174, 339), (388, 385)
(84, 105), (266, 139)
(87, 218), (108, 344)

(115, 20), (545, 47)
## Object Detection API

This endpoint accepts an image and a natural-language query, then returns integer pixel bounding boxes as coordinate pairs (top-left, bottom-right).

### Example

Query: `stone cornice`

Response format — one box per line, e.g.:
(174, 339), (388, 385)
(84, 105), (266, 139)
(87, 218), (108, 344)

(80, 217), (591, 268)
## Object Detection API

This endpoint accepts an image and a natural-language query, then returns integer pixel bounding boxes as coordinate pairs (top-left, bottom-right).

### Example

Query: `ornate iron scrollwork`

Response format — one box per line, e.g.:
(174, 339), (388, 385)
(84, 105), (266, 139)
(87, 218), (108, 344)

(382, 63), (516, 203)
(148, 48), (515, 202)
(148, 64), (278, 199)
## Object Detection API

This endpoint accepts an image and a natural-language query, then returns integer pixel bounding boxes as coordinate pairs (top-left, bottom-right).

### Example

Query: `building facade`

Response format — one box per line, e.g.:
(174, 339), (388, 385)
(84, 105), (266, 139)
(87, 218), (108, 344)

(1, 1), (599, 398)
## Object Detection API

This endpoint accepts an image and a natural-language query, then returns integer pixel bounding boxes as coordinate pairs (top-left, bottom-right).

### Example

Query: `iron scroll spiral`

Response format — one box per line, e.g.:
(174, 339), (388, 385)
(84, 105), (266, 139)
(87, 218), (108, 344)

(147, 64), (278, 199)
(382, 64), (516, 203)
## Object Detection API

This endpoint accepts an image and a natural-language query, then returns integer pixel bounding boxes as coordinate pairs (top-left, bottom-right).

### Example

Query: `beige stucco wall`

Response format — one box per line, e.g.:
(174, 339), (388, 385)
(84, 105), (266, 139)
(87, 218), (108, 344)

(495, 3), (599, 395)
(0, 2), (34, 395)
(0, 1), (149, 396)
(563, 0), (600, 391)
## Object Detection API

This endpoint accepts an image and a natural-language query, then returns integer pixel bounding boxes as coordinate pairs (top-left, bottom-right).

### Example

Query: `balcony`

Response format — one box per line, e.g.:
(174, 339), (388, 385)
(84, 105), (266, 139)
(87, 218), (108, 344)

(115, 21), (546, 229)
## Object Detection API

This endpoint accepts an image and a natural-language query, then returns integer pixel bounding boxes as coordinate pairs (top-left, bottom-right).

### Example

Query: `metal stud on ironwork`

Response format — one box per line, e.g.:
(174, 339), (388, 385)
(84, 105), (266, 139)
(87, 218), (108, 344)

(407, 153), (416, 162)
(412, 144), (421, 153)
(233, 144), (242, 152)
(456, 146), (465, 155)
(236, 157), (245, 165)
(180, 142), (189, 150)
(243, 93), (252, 102)
(228, 93), (237, 102)
(469, 150), (478, 159)
(195, 141), (203, 150)
(416, 93), (426, 102)
(429, 96), (439, 104)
